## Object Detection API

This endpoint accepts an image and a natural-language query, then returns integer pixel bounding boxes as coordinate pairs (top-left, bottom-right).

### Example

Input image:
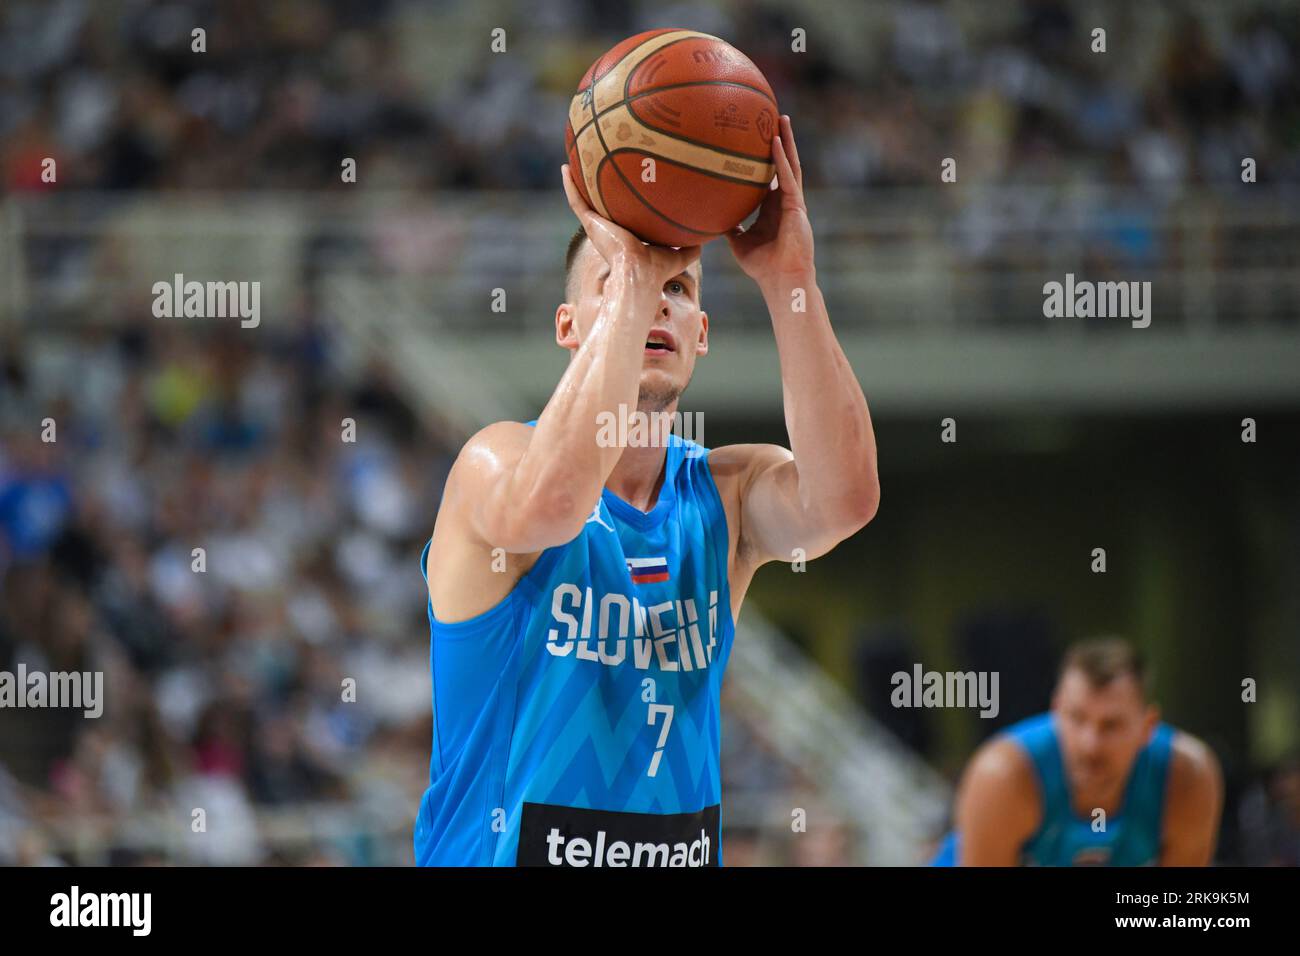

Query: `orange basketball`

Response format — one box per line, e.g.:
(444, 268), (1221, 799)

(566, 29), (779, 248)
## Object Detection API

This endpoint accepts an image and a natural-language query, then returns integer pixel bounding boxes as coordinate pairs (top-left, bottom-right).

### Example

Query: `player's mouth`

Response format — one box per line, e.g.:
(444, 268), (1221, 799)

(1073, 759), (1108, 779)
(644, 329), (676, 356)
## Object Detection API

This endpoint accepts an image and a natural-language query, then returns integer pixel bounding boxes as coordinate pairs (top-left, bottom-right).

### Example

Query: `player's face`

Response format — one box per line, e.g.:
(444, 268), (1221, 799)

(1052, 670), (1158, 796)
(558, 244), (708, 411)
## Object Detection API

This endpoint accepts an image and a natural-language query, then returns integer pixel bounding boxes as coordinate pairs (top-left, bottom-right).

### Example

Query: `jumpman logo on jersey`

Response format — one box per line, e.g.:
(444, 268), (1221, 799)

(585, 500), (615, 533)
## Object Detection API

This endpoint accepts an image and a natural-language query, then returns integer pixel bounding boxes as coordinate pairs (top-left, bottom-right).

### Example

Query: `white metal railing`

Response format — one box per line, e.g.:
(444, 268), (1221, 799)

(5, 189), (1299, 334)
(725, 610), (951, 865)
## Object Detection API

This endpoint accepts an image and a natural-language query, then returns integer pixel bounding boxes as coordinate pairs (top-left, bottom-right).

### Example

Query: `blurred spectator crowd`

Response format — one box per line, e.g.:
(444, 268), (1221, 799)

(0, 311), (450, 863)
(2, 0), (1298, 196)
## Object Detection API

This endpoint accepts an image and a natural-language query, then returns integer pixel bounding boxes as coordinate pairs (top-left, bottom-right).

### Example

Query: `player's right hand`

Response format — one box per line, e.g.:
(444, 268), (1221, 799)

(561, 163), (700, 288)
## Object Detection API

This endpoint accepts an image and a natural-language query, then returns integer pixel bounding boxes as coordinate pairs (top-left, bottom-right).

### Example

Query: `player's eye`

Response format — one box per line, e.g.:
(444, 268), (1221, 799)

(667, 280), (685, 295)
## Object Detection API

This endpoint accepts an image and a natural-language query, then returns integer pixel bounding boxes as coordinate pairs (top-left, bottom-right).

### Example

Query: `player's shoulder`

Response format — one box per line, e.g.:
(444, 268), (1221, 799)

(967, 733), (1038, 788)
(451, 420), (535, 468)
(1161, 728), (1223, 830)
(956, 733), (1042, 837)
(1165, 728), (1222, 791)
(705, 442), (792, 490)
(440, 421), (536, 502)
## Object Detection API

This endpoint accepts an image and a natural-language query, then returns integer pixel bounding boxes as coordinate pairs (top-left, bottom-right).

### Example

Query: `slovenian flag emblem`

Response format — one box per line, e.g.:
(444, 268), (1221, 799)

(626, 556), (670, 584)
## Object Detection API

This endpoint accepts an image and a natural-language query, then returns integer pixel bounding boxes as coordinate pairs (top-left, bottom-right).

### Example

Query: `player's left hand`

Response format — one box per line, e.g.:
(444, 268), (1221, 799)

(726, 114), (815, 289)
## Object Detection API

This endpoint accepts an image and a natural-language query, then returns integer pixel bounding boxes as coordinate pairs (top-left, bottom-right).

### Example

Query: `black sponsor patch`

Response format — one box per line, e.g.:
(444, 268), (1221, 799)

(516, 802), (720, 867)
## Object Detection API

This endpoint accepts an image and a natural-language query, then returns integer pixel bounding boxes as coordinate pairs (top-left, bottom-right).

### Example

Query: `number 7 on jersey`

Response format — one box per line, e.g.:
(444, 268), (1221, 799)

(646, 703), (674, 777)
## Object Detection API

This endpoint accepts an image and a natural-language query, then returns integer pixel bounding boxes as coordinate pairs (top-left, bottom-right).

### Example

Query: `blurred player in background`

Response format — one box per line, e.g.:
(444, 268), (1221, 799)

(414, 116), (880, 865)
(932, 637), (1223, 866)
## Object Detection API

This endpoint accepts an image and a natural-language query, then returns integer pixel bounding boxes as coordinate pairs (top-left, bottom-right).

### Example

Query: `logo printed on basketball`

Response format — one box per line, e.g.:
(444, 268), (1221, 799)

(642, 55), (667, 85)
(642, 102), (682, 128)
(723, 160), (755, 176)
(617, 122), (632, 141)
(691, 48), (741, 66)
(756, 109), (774, 142)
(713, 103), (749, 132)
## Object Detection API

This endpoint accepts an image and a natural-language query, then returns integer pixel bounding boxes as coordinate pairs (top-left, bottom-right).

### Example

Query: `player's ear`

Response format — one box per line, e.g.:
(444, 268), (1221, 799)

(556, 301), (579, 350)
(696, 311), (709, 355)
(1143, 703), (1160, 737)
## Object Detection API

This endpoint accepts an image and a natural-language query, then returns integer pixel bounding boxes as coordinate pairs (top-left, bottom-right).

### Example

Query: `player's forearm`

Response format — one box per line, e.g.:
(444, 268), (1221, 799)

(763, 273), (878, 522)
(524, 264), (660, 515)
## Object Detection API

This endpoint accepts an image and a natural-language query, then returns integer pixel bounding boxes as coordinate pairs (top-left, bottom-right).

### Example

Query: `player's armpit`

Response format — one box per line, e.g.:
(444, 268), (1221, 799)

(445, 420), (594, 555)
(953, 738), (1041, 866)
(722, 442), (876, 568)
(1159, 733), (1224, 866)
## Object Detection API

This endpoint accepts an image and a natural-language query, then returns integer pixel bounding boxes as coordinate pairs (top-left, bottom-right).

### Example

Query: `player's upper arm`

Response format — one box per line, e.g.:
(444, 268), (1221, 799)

(442, 421), (592, 554)
(1160, 733), (1223, 866)
(953, 737), (1041, 866)
(721, 443), (876, 568)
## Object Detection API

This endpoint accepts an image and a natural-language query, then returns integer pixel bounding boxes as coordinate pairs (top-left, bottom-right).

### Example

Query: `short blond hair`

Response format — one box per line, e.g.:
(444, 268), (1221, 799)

(1060, 637), (1149, 699)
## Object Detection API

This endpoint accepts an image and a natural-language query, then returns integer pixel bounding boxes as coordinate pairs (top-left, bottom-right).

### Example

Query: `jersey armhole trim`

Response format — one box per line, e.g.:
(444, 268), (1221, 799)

(695, 446), (735, 635)
(1150, 723), (1177, 832)
(422, 538), (567, 638)
(1006, 725), (1052, 850)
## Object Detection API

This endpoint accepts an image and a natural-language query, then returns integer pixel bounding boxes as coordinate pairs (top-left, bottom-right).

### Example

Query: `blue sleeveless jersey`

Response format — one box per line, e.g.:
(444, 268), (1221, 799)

(414, 420), (735, 866)
(931, 712), (1174, 866)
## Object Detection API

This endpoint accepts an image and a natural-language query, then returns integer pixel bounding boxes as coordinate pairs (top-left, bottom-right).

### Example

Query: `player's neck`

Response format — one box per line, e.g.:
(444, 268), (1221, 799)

(1071, 780), (1128, 818)
(606, 443), (669, 512)
(604, 400), (677, 512)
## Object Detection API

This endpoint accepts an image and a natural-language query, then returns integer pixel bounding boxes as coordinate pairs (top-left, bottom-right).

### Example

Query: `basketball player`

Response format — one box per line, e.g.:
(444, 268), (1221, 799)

(414, 115), (879, 866)
(932, 638), (1223, 866)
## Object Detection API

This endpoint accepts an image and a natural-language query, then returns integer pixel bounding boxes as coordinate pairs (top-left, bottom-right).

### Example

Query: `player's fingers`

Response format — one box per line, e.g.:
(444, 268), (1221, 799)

(563, 165), (638, 261)
(770, 134), (798, 198)
(780, 114), (803, 189)
(723, 224), (748, 251)
(664, 243), (702, 276)
(645, 244), (698, 286)
(744, 186), (780, 237)
(561, 165), (596, 224)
